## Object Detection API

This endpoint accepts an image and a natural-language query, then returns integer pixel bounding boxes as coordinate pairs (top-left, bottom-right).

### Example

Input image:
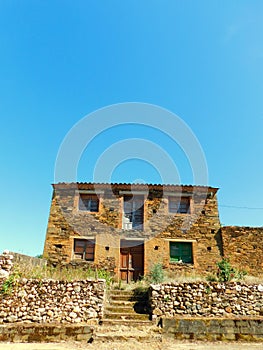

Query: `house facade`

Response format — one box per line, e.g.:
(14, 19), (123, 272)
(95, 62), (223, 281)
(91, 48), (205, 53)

(43, 182), (224, 281)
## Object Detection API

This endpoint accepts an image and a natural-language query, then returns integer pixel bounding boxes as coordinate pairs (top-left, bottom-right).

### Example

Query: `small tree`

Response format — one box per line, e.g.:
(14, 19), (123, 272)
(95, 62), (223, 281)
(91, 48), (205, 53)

(216, 258), (236, 282)
(148, 262), (164, 284)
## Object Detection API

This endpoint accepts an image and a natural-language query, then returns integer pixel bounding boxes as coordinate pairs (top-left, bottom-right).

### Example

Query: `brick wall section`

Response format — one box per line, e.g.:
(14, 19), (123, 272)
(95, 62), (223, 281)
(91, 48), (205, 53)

(0, 279), (106, 324)
(150, 282), (263, 319)
(221, 226), (263, 275)
(43, 183), (223, 276)
(162, 318), (263, 341)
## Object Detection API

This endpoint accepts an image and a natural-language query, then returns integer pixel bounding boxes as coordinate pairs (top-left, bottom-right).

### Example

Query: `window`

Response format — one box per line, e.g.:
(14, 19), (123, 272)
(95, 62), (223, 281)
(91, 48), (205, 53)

(74, 239), (95, 261)
(170, 242), (193, 263)
(168, 196), (190, 214)
(79, 194), (99, 212)
(123, 195), (144, 230)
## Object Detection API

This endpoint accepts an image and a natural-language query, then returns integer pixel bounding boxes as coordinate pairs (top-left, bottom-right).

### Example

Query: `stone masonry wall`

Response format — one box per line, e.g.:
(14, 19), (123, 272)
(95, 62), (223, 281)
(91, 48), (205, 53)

(221, 226), (263, 275)
(161, 318), (263, 342)
(43, 183), (222, 275)
(0, 323), (94, 342)
(0, 250), (13, 280)
(150, 282), (263, 320)
(0, 279), (106, 324)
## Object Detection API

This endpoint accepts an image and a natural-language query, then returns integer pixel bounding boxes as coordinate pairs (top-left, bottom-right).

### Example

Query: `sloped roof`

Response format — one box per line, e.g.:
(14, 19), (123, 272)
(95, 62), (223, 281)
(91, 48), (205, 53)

(53, 182), (218, 193)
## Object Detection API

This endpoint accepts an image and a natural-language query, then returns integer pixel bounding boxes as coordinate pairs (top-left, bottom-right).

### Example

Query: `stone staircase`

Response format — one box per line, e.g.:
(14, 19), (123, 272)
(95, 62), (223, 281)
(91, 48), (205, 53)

(93, 288), (162, 343)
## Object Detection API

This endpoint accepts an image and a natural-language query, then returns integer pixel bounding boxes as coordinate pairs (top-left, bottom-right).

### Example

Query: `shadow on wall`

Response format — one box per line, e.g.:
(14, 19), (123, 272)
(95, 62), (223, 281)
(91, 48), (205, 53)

(215, 229), (224, 257)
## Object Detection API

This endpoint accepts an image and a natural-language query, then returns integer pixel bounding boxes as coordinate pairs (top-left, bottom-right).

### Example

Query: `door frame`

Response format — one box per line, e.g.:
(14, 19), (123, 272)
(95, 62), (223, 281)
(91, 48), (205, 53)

(119, 239), (144, 283)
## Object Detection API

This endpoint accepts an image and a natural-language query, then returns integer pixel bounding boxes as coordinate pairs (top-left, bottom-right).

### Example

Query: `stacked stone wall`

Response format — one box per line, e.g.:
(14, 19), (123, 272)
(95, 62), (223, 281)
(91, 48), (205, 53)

(0, 250), (13, 280)
(0, 279), (106, 324)
(222, 226), (263, 275)
(150, 282), (263, 319)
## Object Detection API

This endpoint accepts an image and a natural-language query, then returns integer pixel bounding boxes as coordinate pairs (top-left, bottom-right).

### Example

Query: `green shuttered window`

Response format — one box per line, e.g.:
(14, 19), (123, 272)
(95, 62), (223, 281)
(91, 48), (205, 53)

(170, 242), (193, 263)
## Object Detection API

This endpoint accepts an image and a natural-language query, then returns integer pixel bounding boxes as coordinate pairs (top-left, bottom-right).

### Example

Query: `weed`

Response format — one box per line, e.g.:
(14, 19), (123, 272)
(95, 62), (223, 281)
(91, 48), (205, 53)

(1, 268), (21, 295)
(164, 294), (170, 302)
(206, 273), (218, 282)
(205, 286), (212, 294)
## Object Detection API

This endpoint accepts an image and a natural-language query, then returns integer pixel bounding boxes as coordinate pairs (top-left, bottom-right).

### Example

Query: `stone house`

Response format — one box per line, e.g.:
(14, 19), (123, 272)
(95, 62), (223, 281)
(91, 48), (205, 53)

(43, 182), (225, 281)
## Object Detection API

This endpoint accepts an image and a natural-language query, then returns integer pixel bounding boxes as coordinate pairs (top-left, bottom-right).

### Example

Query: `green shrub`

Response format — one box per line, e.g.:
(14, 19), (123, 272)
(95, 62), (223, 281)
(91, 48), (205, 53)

(148, 262), (164, 284)
(217, 258), (236, 282)
(216, 258), (247, 282)
(1, 268), (21, 295)
(97, 269), (113, 286)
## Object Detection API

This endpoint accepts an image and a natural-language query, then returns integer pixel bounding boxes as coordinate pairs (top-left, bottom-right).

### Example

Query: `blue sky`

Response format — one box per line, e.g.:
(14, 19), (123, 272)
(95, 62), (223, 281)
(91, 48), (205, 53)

(0, 1), (262, 256)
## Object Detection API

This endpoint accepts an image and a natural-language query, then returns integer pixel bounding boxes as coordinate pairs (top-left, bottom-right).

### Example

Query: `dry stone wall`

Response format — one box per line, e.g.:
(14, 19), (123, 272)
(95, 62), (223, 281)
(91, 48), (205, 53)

(0, 279), (106, 324)
(0, 250), (13, 280)
(150, 282), (263, 320)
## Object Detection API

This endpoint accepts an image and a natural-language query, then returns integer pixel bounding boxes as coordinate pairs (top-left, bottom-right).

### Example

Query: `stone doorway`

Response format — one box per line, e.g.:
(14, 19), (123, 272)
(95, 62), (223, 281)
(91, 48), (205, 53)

(119, 240), (144, 283)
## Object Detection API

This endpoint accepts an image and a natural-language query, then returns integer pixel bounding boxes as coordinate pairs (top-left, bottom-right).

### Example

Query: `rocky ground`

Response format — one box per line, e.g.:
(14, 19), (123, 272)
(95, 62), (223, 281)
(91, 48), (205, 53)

(0, 341), (263, 350)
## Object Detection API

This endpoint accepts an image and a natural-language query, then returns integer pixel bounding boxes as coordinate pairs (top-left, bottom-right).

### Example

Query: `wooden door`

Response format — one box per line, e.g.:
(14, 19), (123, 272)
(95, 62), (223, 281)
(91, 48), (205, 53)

(120, 241), (144, 282)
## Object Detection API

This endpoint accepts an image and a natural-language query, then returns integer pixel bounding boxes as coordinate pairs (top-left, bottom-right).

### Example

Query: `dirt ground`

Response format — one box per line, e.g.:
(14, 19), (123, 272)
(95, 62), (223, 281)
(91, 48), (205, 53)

(0, 341), (263, 350)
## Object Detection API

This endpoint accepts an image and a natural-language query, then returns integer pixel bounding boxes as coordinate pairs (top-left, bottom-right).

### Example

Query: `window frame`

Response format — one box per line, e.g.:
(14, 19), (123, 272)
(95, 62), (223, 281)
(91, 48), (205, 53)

(73, 238), (95, 261)
(169, 241), (193, 264)
(122, 194), (145, 231)
(78, 193), (100, 212)
(168, 196), (191, 214)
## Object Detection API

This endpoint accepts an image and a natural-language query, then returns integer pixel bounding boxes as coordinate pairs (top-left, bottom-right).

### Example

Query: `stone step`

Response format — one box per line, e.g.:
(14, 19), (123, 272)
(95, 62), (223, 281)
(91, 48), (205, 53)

(107, 300), (136, 307)
(95, 324), (160, 333)
(93, 332), (162, 343)
(108, 289), (134, 295)
(109, 294), (135, 301)
(101, 318), (154, 327)
(104, 306), (136, 313)
(103, 312), (150, 320)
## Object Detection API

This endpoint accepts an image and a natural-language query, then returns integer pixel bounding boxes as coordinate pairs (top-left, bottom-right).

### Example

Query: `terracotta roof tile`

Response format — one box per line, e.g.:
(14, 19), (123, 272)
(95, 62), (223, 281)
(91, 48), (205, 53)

(52, 182), (218, 193)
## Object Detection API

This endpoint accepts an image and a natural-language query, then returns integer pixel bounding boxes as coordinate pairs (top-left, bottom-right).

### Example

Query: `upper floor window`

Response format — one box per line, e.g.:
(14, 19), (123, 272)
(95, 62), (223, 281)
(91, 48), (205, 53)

(74, 239), (95, 261)
(168, 196), (190, 214)
(123, 195), (144, 230)
(79, 194), (99, 212)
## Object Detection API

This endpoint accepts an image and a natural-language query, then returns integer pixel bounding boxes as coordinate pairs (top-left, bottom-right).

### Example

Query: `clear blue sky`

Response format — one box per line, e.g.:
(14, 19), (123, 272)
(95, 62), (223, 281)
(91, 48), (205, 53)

(0, 1), (262, 256)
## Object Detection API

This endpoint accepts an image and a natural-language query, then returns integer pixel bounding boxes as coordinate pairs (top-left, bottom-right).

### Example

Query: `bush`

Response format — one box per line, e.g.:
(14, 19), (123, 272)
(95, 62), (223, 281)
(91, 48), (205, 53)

(217, 258), (236, 282)
(216, 258), (247, 282)
(97, 269), (113, 286)
(148, 263), (164, 284)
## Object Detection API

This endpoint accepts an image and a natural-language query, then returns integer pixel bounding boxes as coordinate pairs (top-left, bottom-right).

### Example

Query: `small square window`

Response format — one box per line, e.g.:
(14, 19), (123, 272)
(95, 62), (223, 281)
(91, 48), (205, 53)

(168, 197), (190, 214)
(170, 242), (193, 263)
(79, 194), (99, 212)
(74, 239), (95, 261)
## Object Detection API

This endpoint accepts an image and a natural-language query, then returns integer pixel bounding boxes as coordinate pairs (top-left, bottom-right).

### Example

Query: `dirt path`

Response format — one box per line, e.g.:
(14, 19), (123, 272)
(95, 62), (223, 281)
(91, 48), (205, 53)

(0, 341), (262, 350)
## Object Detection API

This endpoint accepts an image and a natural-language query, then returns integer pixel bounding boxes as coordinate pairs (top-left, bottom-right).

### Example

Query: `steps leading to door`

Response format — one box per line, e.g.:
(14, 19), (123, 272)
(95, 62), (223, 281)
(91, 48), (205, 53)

(93, 288), (162, 342)
(103, 289), (150, 322)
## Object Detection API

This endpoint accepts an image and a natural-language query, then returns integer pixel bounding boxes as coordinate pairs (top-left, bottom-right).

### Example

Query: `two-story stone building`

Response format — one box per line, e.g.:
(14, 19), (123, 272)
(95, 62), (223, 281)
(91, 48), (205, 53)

(43, 182), (224, 281)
